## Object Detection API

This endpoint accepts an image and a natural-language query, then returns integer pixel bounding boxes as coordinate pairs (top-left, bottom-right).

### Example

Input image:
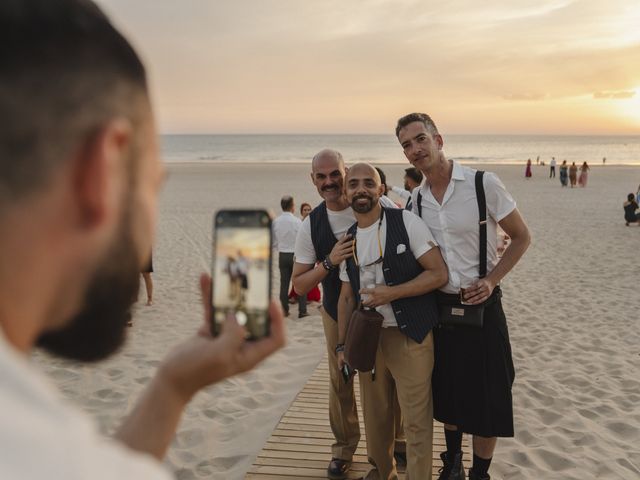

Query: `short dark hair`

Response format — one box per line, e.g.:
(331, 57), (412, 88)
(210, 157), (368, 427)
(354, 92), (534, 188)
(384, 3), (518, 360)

(0, 0), (148, 205)
(395, 112), (439, 138)
(374, 167), (389, 194)
(404, 167), (423, 184)
(628, 193), (635, 202)
(281, 195), (294, 211)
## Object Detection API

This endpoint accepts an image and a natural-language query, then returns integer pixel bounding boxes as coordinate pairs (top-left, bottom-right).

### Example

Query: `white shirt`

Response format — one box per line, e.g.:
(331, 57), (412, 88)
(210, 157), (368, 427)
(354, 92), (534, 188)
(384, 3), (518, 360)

(411, 161), (516, 294)
(294, 196), (398, 265)
(391, 186), (411, 201)
(272, 212), (302, 253)
(0, 333), (172, 480)
(550, 159), (557, 167)
(339, 210), (437, 328)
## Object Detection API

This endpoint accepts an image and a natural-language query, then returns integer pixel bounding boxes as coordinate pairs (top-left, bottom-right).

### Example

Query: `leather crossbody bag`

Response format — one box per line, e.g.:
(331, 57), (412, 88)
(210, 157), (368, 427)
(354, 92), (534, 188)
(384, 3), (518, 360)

(417, 170), (489, 328)
(344, 305), (383, 372)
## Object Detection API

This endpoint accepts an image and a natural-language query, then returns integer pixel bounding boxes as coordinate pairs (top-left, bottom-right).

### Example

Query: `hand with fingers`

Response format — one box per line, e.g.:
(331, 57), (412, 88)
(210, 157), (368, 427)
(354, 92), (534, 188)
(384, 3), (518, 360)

(359, 285), (395, 309)
(158, 273), (286, 403)
(461, 277), (496, 305)
(328, 234), (353, 266)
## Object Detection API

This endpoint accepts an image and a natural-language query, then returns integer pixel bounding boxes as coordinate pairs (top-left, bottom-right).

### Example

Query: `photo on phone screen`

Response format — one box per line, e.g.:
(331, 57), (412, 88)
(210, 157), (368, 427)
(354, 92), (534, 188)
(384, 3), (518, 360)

(211, 210), (271, 340)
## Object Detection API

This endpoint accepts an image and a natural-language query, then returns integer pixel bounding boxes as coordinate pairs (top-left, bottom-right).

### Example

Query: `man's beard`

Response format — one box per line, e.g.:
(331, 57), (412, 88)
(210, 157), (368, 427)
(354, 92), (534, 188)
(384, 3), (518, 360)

(351, 194), (375, 214)
(36, 210), (140, 362)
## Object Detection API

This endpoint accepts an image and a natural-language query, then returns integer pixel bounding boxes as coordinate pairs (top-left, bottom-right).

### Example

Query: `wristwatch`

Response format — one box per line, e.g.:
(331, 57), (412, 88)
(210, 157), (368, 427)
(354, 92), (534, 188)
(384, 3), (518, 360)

(335, 343), (345, 354)
(322, 255), (337, 271)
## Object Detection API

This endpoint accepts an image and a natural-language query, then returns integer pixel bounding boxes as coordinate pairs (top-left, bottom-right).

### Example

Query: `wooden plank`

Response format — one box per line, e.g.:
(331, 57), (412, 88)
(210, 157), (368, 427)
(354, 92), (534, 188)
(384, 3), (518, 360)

(247, 354), (471, 479)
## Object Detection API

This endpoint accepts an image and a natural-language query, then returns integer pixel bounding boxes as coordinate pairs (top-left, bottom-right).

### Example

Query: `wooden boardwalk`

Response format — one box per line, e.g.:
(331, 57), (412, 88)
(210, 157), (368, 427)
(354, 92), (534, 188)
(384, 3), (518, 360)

(247, 355), (471, 479)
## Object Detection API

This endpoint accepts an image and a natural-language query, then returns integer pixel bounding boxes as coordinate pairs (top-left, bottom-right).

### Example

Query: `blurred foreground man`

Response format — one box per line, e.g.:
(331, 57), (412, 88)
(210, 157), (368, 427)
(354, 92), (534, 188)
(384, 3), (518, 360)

(0, 1), (284, 478)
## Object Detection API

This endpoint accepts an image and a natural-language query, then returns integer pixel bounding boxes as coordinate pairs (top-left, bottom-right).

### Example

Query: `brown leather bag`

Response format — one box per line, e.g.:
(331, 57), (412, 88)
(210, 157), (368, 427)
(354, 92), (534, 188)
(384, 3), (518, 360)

(344, 307), (383, 372)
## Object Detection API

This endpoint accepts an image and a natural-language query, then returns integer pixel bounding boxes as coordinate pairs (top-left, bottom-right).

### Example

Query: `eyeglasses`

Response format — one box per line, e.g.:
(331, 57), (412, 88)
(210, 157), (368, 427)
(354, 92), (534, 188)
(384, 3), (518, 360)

(352, 208), (384, 269)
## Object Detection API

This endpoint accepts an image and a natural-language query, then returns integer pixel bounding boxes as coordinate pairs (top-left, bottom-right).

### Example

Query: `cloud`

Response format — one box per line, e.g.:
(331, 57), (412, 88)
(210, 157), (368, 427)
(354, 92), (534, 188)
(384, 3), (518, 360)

(593, 90), (636, 99)
(503, 93), (548, 101)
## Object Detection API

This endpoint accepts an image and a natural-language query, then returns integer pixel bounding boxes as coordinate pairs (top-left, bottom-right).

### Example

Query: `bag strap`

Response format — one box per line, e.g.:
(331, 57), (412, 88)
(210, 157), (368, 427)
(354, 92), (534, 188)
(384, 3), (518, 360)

(475, 170), (487, 278)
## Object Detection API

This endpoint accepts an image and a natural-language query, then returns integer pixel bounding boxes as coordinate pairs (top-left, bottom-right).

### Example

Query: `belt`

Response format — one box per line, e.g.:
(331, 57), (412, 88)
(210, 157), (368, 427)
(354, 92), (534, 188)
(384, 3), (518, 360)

(436, 285), (502, 306)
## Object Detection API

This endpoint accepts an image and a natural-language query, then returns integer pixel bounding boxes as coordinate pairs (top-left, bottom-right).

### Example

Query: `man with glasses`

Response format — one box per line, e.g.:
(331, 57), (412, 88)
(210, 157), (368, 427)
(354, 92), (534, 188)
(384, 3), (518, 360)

(335, 163), (447, 480)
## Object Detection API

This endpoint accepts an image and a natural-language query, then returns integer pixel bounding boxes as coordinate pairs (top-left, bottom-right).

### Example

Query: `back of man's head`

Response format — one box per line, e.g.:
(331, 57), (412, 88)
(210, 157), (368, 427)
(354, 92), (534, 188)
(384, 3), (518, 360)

(0, 0), (148, 209)
(281, 195), (294, 212)
(404, 167), (423, 185)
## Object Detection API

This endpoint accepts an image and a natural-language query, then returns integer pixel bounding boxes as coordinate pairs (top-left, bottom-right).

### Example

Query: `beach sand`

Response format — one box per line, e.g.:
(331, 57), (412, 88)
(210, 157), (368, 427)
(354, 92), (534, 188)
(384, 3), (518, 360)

(34, 162), (640, 479)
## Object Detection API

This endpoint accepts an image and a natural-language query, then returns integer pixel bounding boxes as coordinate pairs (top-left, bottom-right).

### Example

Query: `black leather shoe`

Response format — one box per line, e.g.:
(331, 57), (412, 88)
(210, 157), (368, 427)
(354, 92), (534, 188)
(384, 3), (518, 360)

(468, 468), (490, 480)
(438, 451), (465, 480)
(327, 458), (351, 480)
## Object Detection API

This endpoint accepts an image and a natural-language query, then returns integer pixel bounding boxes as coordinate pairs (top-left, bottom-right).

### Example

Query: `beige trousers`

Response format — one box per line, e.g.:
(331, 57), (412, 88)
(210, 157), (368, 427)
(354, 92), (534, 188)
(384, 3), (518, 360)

(359, 328), (434, 480)
(321, 308), (361, 460)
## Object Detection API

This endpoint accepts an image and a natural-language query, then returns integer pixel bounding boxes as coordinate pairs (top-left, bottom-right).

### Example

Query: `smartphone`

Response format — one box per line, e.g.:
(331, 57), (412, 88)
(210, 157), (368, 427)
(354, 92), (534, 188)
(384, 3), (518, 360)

(341, 363), (353, 384)
(210, 209), (272, 340)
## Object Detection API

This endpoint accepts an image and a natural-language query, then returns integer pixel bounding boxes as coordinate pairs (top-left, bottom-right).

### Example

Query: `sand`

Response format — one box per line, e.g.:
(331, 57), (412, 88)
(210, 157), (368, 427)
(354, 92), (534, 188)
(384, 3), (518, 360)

(34, 162), (640, 479)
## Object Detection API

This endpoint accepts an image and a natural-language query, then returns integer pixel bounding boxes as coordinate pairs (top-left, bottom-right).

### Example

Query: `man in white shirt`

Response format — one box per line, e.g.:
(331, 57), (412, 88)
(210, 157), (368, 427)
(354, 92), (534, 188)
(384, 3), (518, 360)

(390, 167), (424, 211)
(549, 157), (557, 178)
(0, 2), (285, 478)
(336, 163), (448, 480)
(396, 113), (530, 480)
(292, 149), (402, 479)
(272, 195), (306, 318)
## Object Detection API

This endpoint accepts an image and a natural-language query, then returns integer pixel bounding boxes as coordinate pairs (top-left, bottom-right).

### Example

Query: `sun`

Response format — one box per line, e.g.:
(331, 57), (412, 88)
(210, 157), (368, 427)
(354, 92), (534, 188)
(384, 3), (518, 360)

(615, 87), (640, 124)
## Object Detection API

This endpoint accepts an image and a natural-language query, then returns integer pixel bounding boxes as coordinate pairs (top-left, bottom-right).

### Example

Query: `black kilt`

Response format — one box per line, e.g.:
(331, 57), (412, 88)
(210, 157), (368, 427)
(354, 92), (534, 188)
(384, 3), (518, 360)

(432, 292), (515, 437)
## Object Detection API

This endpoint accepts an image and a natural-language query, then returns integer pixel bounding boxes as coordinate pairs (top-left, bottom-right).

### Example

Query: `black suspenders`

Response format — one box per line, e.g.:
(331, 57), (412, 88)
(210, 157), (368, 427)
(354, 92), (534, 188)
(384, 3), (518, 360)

(416, 170), (487, 278)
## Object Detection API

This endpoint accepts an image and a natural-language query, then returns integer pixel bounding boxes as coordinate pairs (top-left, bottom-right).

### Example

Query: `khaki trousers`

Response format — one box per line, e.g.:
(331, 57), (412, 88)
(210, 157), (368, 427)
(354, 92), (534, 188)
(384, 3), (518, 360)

(360, 328), (434, 480)
(321, 307), (361, 460)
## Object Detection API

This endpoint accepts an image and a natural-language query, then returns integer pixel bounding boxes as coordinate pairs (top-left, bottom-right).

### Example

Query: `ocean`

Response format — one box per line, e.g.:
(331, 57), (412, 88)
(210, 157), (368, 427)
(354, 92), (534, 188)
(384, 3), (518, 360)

(161, 134), (640, 165)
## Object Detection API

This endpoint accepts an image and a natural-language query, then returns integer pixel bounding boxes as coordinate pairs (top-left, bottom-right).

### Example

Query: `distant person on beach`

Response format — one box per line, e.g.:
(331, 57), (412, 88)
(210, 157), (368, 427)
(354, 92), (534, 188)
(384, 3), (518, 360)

(569, 162), (578, 187)
(292, 149), (403, 479)
(536, 156), (540, 165)
(525, 159), (532, 178)
(603, 157), (606, 165)
(141, 254), (154, 306)
(272, 196), (306, 318)
(0, 2), (285, 479)
(288, 203), (321, 305)
(396, 112), (531, 480)
(559, 160), (569, 187)
(390, 167), (424, 211)
(578, 162), (590, 187)
(236, 250), (249, 301)
(336, 163), (448, 480)
(624, 193), (640, 225)
(549, 157), (557, 178)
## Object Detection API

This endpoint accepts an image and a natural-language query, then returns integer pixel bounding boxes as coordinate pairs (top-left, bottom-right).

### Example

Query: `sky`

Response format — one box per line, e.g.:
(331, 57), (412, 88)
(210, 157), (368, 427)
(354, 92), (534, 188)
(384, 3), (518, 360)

(96, 0), (640, 135)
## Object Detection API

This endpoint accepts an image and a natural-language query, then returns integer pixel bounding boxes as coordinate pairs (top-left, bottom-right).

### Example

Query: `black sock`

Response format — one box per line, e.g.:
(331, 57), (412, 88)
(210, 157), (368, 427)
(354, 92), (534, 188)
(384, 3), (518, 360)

(472, 454), (492, 476)
(444, 429), (462, 461)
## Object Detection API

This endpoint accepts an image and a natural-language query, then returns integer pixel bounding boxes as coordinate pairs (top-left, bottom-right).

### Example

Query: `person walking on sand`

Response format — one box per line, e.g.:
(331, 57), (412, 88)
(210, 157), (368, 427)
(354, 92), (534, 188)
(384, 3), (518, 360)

(559, 160), (568, 187)
(525, 159), (532, 178)
(0, 2), (286, 478)
(569, 162), (578, 187)
(396, 112), (531, 480)
(578, 162), (590, 187)
(336, 163), (448, 480)
(141, 254), (154, 306)
(273, 196), (307, 318)
(549, 157), (556, 178)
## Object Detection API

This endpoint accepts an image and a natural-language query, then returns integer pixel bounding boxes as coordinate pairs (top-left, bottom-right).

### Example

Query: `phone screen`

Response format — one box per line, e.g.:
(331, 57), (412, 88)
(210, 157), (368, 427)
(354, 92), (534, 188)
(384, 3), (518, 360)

(211, 210), (272, 339)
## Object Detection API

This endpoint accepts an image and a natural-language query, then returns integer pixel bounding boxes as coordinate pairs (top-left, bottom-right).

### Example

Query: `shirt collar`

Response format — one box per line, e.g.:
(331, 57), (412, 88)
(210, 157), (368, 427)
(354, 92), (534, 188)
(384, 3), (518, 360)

(450, 160), (465, 181)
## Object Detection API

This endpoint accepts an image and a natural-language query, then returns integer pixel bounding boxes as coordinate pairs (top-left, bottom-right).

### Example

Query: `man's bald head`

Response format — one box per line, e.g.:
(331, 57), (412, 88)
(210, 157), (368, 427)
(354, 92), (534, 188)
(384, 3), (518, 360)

(346, 163), (381, 185)
(312, 149), (344, 172)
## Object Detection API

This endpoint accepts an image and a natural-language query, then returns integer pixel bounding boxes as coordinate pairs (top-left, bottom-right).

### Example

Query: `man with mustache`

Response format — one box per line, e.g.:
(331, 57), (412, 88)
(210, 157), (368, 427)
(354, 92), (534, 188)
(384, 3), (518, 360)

(292, 150), (402, 479)
(396, 113), (530, 480)
(336, 163), (448, 480)
(0, 1), (284, 478)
